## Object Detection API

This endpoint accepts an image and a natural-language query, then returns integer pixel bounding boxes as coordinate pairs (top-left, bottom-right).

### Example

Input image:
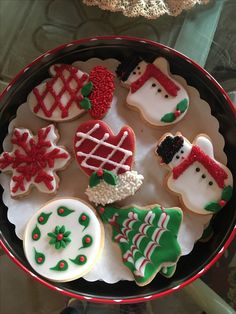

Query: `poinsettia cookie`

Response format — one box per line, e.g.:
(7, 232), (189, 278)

(0, 125), (70, 198)
(74, 120), (144, 205)
(27, 64), (115, 122)
(23, 198), (104, 282)
(156, 133), (233, 215)
(97, 204), (183, 286)
(116, 56), (189, 126)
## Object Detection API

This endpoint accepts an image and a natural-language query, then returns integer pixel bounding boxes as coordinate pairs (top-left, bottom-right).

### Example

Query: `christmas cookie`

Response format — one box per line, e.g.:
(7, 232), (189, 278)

(27, 64), (115, 122)
(74, 120), (144, 205)
(156, 133), (233, 215)
(0, 125), (71, 198)
(116, 56), (189, 127)
(23, 198), (104, 282)
(97, 204), (183, 286)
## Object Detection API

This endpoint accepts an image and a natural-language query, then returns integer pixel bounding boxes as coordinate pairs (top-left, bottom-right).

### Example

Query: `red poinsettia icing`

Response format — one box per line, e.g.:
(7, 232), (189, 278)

(88, 66), (115, 119)
(0, 125), (70, 197)
(32, 64), (88, 119)
(74, 120), (135, 176)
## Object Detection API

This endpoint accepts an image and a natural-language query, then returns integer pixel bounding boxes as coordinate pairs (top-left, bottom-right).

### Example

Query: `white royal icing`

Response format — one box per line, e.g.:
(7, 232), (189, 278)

(23, 198), (104, 282)
(85, 170), (144, 206)
(124, 57), (189, 126)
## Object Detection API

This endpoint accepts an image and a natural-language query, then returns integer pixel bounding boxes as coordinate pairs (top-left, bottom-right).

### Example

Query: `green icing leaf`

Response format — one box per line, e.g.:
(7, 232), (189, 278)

(80, 235), (93, 249)
(34, 248), (45, 265)
(79, 213), (90, 230)
(221, 185), (233, 201)
(80, 97), (92, 110)
(55, 241), (61, 249)
(50, 260), (68, 271)
(32, 225), (41, 241)
(89, 172), (101, 188)
(49, 238), (57, 244)
(70, 254), (87, 265)
(59, 225), (65, 233)
(81, 82), (93, 97)
(176, 98), (188, 113)
(37, 212), (52, 225)
(57, 206), (75, 217)
(161, 112), (175, 123)
(103, 169), (117, 186)
(204, 202), (221, 213)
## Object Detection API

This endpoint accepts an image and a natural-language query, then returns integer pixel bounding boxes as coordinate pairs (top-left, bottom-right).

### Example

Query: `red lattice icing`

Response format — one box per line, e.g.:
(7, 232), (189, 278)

(32, 64), (88, 119)
(0, 125), (70, 197)
(88, 66), (115, 119)
(74, 120), (135, 176)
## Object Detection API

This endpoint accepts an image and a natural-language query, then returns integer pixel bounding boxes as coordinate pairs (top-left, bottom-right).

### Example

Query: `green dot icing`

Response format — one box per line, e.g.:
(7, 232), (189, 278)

(70, 254), (87, 265)
(32, 225), (41, 241)
(81, 81), (93, 97)
(78, 213), (90, 230)
(100, 204), (182, 286)
(34, 248), (45, 265)
(80, 235), (93, 249)
(37, 212), (52, 225)
(57, 206), (75, 217)
(48, 225), (71, 250)
(50, 260), (68, 271)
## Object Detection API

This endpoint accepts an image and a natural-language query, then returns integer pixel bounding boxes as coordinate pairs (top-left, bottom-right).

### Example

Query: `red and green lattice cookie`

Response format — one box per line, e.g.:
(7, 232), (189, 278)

(27, 64), (115, 122)
(0, 125), (71, 198)
(97, 204), (183, 286)
(74, 120), (144, 205)
(23, 198), (104, 282)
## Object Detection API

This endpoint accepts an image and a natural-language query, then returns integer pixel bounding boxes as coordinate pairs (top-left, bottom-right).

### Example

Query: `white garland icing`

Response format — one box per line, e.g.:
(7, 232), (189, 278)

(85, 170), (144, 205)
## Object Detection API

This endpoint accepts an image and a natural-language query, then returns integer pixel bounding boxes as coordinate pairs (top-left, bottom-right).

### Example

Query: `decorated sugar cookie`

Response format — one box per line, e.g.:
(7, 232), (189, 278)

(74, 120), (144, 205)
(27, 64), (115, 122)
(156, 133), (233, 215)
(116, 56), (189, 126)
(0, 125), (71, 198)
(97, 204), (182, 286)
(23, 198), (104, 282)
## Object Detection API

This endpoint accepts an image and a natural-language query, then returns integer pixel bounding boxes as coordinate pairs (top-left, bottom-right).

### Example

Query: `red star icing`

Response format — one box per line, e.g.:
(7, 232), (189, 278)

(0, 125), (71, 197)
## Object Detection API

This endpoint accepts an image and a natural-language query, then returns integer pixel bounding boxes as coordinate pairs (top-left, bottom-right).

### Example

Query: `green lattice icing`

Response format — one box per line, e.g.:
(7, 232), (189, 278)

(99, 204), (182, 286)
(79, 235), (93, 249)
(32, 225), (41, 241)
(204, 185), (233, 213)
(57, 206), (75, 217)
(37, 212), (52, 225)
(48, 225), (71, 249)
(79, 213), (90, 230)
(70, 254), (87, 265)
(161, 98), (188, 123)
(34, 248), (45, 265)
(50, 260), (68, 271)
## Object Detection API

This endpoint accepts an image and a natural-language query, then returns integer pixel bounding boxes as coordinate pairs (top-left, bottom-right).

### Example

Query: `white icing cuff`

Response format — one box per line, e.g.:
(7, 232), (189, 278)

(86, 171), (144, 206)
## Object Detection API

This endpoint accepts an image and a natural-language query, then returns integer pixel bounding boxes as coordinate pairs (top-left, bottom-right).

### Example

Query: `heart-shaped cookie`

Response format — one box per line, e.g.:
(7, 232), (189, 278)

(74, 120), (135, 176)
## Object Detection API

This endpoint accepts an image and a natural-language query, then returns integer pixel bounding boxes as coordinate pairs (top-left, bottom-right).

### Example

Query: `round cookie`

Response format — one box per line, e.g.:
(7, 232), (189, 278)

(23, 198), (104, 282)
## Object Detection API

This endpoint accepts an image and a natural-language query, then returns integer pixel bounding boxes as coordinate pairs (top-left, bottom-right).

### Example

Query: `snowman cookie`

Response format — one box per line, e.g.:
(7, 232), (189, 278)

(0, 125), (71, 198)
(27, 64), (115, 122)
(74, 120), (144, 205)
(116, 56), (189, 127)
(97, 204), (182, 286)
(23, 198), (104, 282)
(156, 133), (233, 215)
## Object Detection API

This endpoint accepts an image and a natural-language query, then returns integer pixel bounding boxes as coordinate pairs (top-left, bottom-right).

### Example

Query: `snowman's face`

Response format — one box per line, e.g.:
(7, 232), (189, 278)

(169, 138), (192, 168)
(125, 61), (147, 85)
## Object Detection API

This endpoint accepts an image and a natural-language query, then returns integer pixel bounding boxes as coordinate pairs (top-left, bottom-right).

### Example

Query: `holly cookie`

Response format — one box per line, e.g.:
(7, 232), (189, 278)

(23, 198), (104, 282)
(74, 120), (144, 205)
(97, 204), (183, 286)
(0, 125), (71, 198)
(27, 64), (115, 122)
(156, 133), (233, 215)
(116, 56), (189, 127)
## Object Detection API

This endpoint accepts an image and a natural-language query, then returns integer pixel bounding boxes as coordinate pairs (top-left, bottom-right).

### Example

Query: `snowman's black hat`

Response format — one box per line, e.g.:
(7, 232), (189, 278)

(116, 56), (143, 82)
(156, 135), (184, 164)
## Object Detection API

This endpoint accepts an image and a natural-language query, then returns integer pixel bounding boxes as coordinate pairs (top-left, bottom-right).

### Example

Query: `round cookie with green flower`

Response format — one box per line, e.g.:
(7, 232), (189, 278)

(23, 198), (104, 282)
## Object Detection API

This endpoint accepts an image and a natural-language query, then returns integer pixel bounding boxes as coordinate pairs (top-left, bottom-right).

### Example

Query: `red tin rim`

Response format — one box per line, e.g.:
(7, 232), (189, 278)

(0, 35), (235, 304)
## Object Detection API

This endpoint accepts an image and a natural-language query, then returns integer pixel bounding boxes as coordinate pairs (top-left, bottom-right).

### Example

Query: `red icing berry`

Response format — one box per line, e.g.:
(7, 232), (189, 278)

(33, 234), (39, 240)
(174, 110), (181, 118)
(58, 208), (64, 214)
(37, 257), (43, 263)
(96, 168), (103, 177)
(81, 215), (87, 221)
(57, 233), (64, 241)
(59, 262), (65, 269)
(38, 216), (44, 222)
(99, 207), (105, 214)
(79, 256), (85, 262)
(85, 237), (91, 244)
(219, 200), (226, 207)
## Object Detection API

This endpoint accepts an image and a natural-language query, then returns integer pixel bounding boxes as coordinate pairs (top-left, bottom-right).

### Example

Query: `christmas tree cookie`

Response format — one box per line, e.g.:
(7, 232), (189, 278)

(156, 133), (233, 215)
(27, 64), (115, 122)
(74, 120), (144, 205)
(97, 204), (183, 286)
(116, 56), (189, 127)
(23, 198), (104, 282)
(0, 125), (71, 198)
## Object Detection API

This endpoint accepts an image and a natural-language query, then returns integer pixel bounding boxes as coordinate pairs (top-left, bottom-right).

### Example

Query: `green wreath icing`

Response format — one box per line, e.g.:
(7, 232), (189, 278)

(204, 185), (233, 213)
(89, 169), (117, 188)
(161, 98), (188, 123)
